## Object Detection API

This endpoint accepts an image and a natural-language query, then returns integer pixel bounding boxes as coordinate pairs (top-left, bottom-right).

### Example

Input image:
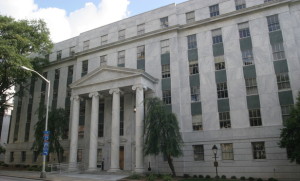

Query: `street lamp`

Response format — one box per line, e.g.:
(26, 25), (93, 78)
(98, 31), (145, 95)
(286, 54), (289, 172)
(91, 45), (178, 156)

(20, 66), (50, 178)
(212, 145), (218, 178)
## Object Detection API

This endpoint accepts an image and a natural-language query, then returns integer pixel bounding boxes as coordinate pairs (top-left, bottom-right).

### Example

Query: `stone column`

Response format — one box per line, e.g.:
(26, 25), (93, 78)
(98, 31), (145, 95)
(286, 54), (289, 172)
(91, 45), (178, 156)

(108, 88), (121, 172)
(87, 92), (100, 171)
(69, 95), (80, 170)
(132, 84), (147, 173)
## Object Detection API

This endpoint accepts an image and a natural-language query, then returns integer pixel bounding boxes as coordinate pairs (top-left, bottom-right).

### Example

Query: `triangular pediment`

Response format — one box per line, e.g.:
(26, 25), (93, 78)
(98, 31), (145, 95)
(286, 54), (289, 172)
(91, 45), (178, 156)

(70, 65), (157, 89)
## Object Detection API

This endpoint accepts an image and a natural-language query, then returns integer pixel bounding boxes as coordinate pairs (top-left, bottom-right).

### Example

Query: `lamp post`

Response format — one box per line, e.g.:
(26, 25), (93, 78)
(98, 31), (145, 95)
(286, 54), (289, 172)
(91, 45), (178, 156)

(212, 145), (218, 178)
(21, 66), (50, 178)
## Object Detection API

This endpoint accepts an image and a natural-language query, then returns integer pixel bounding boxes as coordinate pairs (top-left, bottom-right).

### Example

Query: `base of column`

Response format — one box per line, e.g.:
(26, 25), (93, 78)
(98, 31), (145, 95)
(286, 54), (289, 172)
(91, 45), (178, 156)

(108, 168), (121, 172)
(68, 162), (78, 172)
(134, 167), (144, 173)
(86, 167), (97, 172)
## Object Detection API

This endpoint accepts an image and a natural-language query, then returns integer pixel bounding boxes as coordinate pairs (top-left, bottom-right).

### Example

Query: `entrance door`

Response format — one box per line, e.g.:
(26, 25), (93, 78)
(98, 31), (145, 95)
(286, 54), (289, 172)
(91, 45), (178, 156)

(119, 146), (124, 170)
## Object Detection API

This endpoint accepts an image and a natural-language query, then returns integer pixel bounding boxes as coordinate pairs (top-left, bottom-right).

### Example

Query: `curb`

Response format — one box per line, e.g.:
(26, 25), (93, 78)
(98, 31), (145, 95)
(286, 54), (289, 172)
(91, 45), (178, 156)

(0, 174), (52, 181)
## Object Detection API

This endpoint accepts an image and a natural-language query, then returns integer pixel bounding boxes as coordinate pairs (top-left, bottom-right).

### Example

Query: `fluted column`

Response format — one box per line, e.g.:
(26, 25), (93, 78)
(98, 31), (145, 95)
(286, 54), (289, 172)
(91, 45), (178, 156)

(69, 95), (80, 170)
(132, 84), (147, 173)
(108, 88), (121, 172)
(87, 92), (100, 171)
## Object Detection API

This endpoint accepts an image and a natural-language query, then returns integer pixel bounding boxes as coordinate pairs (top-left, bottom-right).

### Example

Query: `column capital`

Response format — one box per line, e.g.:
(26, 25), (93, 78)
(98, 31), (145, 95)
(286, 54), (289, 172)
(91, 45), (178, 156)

(109, 88), (122, 95)
(70, 95), (80, 101)
(132, 84), (147, 91)
(89, 92), (100, 98)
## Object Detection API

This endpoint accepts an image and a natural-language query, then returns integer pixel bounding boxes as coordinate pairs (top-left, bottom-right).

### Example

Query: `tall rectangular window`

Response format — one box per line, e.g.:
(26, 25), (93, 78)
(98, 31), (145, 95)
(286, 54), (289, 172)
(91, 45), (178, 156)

(245, 78), (258, 95)
(186, 11), (195, 23)
(137, 45), (145, 60)
(192, 115), (203, 131)
(77, 149), (83, 162)
(238, 22), (250, 39)
(33, 151), (38, 162)
(189, 62), (199, 75)
(161, 39), (170, 54)
(79, 100), (85, 139)
(120, 97), (124, 136)
(219, 112), (231, 128)
(264, 0), (274, 3)
(137, 23), (145, 35)
(252, 142), (266, 159)
(281, 105), (293, 122)
(100, 55), (107, 67)
(98, 103), (104, 137)
(193, 145), (204, 161)
(187, 34), (197, 50)
(52, 69), (60, 109)
(25, 77), (35, 142)
(163, 90), (171, 105)
(212, 29), (223, 44)
(162, 64), (170, 78)
(69, 46), (75, 56)
(81, 60), (88, 77)
(160, 17), (169, 28)
(242, 49), (254, 65)
(209, 4), (219, 17)
(221, 143), (234, 160)
(119, 29), (125, 40)
(101, 35), (108, 45)
(118, 50), (125, 66)
(40, 72), (47, 105)
(63, 65), (73, 139)
(83, 40), (89, 51)
(267, 14), (280, 32)
(272, 42), (285, 61)
(21, 151), (26, 162)
(57, 50), (62, 60)
(217, 82), (228, 99)
(191, 85), (200, 102)
(276, 72), (290, 90)
(235, 0), (246, 10)
(10, 152), (14, 162)
(249, 109), (262, 126)
(214, 55), (225, 70)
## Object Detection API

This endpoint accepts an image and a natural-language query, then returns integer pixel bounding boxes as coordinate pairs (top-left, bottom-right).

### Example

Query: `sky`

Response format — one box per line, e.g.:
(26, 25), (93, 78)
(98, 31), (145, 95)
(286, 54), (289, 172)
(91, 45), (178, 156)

(0, 0), (187, 43)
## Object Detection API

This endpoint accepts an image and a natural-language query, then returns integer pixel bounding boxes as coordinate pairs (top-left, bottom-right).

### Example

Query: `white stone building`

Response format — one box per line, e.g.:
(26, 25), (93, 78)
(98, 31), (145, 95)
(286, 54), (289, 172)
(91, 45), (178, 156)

(5, 0), (300, 180)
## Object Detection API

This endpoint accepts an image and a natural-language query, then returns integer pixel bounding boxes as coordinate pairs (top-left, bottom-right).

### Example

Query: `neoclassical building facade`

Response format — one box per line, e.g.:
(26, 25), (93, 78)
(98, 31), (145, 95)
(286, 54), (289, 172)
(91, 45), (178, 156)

(5, 0), (300, 180)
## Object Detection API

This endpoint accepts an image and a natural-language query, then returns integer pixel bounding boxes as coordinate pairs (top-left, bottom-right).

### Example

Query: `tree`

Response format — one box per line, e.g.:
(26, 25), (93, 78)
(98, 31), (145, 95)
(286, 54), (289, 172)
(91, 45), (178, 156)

(279, 92), (300, 164)
(0, 145), (5, 154)
(0, 15), (52, 110)
(144, 97), (183, 176)
(32, 106), (68, 163)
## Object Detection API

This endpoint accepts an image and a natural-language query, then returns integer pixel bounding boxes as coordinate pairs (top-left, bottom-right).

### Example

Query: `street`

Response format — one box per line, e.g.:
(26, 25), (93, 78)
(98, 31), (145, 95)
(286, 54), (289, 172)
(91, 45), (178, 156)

(0, 176), (40, 181)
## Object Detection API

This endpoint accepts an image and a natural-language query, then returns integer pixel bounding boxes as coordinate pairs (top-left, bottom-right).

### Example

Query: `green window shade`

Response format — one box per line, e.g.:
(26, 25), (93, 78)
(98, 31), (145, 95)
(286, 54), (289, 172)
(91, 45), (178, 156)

(137, 59), (145, 70)
(188, 49), (198, 61)
(191, 102), (202, 115)
(161, 78), (171, 90)
(215, 70), (227, 83)
(278, 91), (294, 105)
(189, 74), (200, 87)
(218, 99), (230, 112)
(243, 65), (256, 78)
(118, 64), (125, 67)
(247, 95), (260, 109)
(239, 37), (253, 51)
(273, 60), (288, 74)
(269, 30), (283, 45)
(164, 105), (172, 113)
(213, 43), (224, 57)
(161, 53), (170, 65)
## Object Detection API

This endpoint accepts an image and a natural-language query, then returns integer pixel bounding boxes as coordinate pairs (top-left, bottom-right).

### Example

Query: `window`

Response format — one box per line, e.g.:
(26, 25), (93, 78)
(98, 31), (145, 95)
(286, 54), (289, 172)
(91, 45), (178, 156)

(137, 23), (145, 35)
(217, 82), (228, 99)
(21, 151), (26, 162)
(83, 40), (89, 51)
(272, 42), (285, 61)
(70, 46), (75, 56)
(100, 55), (107, 66)
(235, 0), (246, 10)
(221, 143), (234, 160)
(77, 149), (83, 162)
(252, 142), (266, 159)
(249, 109), (262, 126)
(214, 55), (225, 70)
(192, 115), (203, 131)
(118, 50), (125, 66)
(264, 0), (274, 3)
(245, 78), (258, 95)
(187, 34), (197, 50)
(161, 39), (170, 54)
(57, 50), (62, 60)
(219, 112), (231, 128)
(186, 11), (195, 23)
(79, 100), (85, 139)
(10, 152), (14, 162)
(160, 17), (169, 28)
(191, 85), (200, 102)
(98, 104), (104, 137)
(163, 90), (171, 105)
(238, 22), (250, 38)
(101, 35), (108, 45)
(276, 72), (290, 90)
(281, 104), (293, 122)
(212, 29), (222, 44)
(119, 29), (125, 40)
(33, 151), (38, 162)
(193, 145), (204, 161)
(189, 62), (199, 75)
(97, 149), (103, 164)
(242, 49), (254, 65)
(267, 14), (280, 32)
(209, 4), (219, 17)
(120, 97), (124, 136)
(81, 60), (88, 77)
(137, 45), (145, 60)
(52, 69), (60, 109)
(162, 64), (170, 78)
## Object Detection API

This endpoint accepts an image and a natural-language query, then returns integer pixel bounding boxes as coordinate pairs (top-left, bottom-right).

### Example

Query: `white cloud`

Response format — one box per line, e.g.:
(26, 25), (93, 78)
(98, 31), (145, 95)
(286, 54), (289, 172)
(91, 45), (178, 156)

(0, 0), (130, 42)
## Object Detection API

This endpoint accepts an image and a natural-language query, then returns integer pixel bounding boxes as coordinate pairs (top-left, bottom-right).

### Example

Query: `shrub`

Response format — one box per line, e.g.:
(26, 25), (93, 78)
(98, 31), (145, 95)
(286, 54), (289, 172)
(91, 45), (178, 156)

(205, 175), (211, 179)
(128, 174), (143, 180)
(198, 175), (204, 178)
(215, 176), (220, 179)
(162, 175), (172, 181)
(146, 174), (157, 181)
(268, 178), (278, 181)
(240, 176), (246, 180)
(221, 175), (226, 179)
(248, 177), (255, 181)
(256, 178), (263, 181)
(15, 164), (21, 168)
(193, 175), (197, 178)
(183, 174), (190, 178)
(3, 164), (8, 167)
(231, 176), (237, 179)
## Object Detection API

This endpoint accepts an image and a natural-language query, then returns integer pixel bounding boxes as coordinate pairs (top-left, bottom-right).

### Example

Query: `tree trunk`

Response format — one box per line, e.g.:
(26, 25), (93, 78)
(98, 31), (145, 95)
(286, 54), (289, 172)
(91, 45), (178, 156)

(167, 155), (176, 177)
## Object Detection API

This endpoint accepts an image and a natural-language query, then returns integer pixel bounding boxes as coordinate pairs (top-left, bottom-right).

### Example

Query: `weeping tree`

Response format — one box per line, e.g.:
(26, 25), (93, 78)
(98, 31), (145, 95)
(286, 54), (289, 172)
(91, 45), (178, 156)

(32, 106), (68, 163)
(144, 97), (183, 176)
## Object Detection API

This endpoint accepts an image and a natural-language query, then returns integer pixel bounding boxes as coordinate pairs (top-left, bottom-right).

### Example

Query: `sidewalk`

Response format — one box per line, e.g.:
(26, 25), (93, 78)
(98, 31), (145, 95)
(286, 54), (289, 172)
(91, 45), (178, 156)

(0, 170), (129, 181)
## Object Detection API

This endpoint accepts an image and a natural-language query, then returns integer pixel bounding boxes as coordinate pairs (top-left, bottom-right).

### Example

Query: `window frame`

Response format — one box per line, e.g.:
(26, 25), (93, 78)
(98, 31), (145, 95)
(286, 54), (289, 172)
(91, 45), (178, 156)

(193, 145), (204, 161)
(137, 23), (145, 35)
(252, 142), (266, 159)
(212, 29), (223, 44)
(217, 82), (228, 99)
(192, 114), (203, 131)
(189, 62), (199, 75)
(161, 39), (170, 54)
(137, 45), (145, 60)
(118, 29), (126, 40)
(100, 55), (107, 67)
(187, 34), (197, 50)
(245, 78), (258, 95)
(242, 49), (254, 65)
(101, 34), (108, 45)
(235, 0), (246, 10)
(118, 50), (125, 66)
(272, 42), (286, 61)
(160, 17), (169, 28)
(219, 112), (231, 129)
(249, 109), (262, 126)
(191, 85), (200, 102)
(162, 64), (171, 79)
(83, 40), (89, 51)
(209, 4), (220, 17)
(81, 60), (88, 77)
(186, 11), (195, 23)
(221, 143), (234, 160)
(276, 72), (291, 90)
(162, 90), (172, 105)
(238, 22), (250, 39)
(267, 14), (280, 32)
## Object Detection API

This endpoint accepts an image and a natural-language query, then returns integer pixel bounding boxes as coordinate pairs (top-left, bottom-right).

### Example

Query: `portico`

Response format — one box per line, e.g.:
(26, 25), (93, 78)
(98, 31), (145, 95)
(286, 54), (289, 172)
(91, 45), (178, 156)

(68, 66), (158, 172)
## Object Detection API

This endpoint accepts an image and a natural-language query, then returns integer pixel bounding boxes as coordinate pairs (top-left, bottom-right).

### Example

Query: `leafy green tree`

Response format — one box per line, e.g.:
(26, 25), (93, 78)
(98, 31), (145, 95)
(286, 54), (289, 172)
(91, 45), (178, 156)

(32, 106), (68, 163)
(144, 97), (183, 176)
(0, 145), (5, 154)
(0, 15), (52, 110)
(279, 92), (300, 164)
